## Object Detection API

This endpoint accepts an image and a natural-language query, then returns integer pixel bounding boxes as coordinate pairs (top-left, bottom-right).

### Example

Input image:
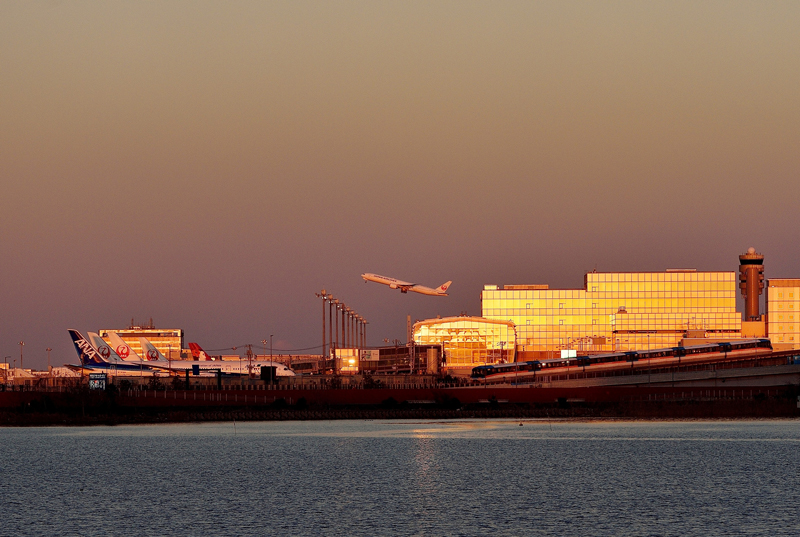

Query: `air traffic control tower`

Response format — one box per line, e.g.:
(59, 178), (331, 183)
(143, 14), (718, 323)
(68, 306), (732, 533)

(739, 247), (765, 322)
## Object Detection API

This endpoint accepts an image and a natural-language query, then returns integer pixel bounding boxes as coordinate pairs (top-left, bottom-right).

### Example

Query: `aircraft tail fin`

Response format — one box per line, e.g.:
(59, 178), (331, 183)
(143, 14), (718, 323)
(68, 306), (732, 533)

(87, 332), (124, 363)
(106, 331), (141, 361)
(139, 338), (168, 361)
(438, 281), (452, 293)
(68, 329), (107, 366)
(188, 342), (214, 361)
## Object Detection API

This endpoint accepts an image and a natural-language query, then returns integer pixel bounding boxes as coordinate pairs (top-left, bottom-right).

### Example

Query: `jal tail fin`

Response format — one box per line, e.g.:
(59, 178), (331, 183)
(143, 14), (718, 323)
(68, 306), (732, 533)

(87, 332), (123, 363)
(437, 281), (452, 294)
(68, 329), (107, 366)
(139, 337), (168, 361)
(106, 331), (141, 361)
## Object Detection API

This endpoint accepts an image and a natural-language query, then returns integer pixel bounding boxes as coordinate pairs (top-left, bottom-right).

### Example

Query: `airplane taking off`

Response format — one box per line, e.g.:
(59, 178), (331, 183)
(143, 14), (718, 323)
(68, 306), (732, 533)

(361, 273), (452, 296)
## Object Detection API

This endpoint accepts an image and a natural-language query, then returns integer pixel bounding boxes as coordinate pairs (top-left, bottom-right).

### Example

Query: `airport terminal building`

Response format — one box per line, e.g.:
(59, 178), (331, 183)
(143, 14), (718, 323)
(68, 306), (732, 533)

(98, 325), (185, 360)
(766, 278), (800, 351)
(412, 317), (516, 368)
(482, 270), (742, 359)
(408, 249), (800, 371)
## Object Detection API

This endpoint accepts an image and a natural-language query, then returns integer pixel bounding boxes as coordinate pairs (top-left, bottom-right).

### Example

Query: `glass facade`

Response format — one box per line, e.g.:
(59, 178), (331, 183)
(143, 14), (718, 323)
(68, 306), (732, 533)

(413, 317), (516, 366)
(766, 279), (800, 350)
(482, 271), (741, 356)
(98, 328), (185, 360)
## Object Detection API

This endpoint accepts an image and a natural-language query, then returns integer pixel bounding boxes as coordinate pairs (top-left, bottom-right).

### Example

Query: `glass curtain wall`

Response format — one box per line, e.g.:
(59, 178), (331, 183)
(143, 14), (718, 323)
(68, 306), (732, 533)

(482, 271), (740, 354)
(413, 317), (516, 366)
(766, 279), (800, 350)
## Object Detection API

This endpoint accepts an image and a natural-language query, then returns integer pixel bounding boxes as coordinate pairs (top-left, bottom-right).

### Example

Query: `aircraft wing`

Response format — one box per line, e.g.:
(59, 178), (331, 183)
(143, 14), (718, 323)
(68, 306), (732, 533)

(362, 273), (416, 291)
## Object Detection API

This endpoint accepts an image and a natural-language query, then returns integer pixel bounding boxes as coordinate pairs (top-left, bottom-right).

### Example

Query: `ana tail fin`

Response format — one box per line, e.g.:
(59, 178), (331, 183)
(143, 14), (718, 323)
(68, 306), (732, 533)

(68, 329), (107, 366)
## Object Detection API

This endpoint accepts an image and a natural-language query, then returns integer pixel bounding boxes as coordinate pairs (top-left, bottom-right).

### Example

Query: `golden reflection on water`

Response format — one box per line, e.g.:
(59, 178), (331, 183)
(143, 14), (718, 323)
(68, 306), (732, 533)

(409, 420), (504, 438)
(412, 435), (437, 496)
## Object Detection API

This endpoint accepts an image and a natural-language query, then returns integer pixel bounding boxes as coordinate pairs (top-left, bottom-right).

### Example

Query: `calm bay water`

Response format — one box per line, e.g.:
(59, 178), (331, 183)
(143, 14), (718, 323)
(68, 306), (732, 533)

(1, 419), (799, 536)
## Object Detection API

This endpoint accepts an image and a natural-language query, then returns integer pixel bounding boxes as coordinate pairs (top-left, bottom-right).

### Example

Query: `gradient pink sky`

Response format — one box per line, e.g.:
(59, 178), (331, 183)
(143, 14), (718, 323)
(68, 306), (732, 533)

(2, 1), (799, 368)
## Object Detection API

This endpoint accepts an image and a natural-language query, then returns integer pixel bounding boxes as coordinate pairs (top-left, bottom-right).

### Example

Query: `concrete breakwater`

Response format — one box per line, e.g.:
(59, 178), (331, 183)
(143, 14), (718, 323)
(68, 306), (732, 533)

(1, 384), (798, 425)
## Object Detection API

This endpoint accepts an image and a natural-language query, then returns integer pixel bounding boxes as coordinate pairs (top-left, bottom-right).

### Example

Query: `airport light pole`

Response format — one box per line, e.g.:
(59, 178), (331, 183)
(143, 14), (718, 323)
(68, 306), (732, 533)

(355, 316), (359, 351)
(342, 307), (348, 350)
(355, 315), (361, 352)
(342, 306), (350, 349)
(46, 347), (52, 377)
(363, 319), (368, 349)
(270, 334), (273, 362)
(348, 309), (353, 349)
(19, 341), (24, 371)
(351, 312), (356, 350)
(315, 290), (328, 366)
(341, 306), (347, 349)
(328, 296), (335, 374)
(333, 300), (339, 365)
(246, 344), (253, 381)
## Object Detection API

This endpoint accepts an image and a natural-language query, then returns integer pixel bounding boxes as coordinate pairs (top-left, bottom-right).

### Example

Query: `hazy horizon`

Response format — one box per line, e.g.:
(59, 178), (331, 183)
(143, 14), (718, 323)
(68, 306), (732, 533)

(2, 1), (799, 368)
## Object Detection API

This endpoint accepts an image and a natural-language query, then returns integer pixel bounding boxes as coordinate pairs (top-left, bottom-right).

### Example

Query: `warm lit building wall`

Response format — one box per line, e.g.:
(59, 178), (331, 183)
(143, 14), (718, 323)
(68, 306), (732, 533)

(482, 271), (741, 355)
(766, 279), (800, 351)
(413, 317), (515, 367)
(98, 328), (185, 359)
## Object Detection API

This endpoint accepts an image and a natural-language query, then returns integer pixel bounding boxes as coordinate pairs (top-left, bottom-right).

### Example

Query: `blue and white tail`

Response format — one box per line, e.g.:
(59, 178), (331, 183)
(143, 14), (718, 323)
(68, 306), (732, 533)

(68, 329), (108, 366)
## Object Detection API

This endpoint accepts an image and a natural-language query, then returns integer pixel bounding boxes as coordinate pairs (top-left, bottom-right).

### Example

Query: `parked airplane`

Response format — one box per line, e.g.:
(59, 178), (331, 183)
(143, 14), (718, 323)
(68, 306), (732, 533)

(188, 342), (216, 361)
(68, 329), (153, 373)
(106, 331), (143, 362)
(144, 357), (297, 377)
(361, 273), (451, 296)
(135, 338), (293, 377)
(69, 329), (295, 378)
(87, 332), (130, 364)
(138, 337), (169, 362)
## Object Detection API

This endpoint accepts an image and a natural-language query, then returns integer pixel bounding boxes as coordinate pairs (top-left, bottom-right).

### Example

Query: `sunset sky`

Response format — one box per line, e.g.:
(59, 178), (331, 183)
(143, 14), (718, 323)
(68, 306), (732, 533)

(2, 1), (799, 368)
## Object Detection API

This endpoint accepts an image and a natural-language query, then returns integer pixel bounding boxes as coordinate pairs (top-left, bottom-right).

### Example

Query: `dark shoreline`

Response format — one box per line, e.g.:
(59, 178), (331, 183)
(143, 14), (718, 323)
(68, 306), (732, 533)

(2, 384), (798, 426)
(3, 400), (798, 427)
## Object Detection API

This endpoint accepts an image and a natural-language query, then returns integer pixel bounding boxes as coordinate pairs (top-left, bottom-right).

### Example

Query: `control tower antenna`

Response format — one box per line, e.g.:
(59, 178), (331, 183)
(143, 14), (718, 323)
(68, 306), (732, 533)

(738, 247), (765, 322)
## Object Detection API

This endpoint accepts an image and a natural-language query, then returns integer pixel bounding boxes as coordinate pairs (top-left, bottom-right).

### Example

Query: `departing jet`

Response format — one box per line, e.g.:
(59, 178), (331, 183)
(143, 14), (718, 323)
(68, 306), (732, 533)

(361, 273), (451, 296)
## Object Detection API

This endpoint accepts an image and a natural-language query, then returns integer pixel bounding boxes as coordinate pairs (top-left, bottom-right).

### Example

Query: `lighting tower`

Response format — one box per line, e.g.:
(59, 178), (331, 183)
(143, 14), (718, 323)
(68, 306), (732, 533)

(739, 247), (765, 322)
